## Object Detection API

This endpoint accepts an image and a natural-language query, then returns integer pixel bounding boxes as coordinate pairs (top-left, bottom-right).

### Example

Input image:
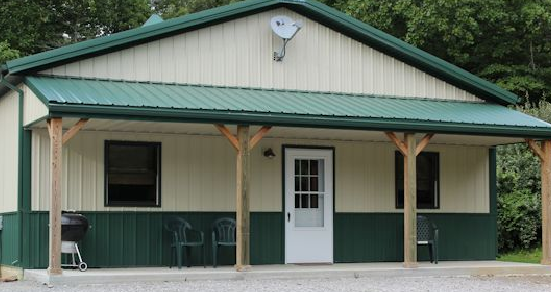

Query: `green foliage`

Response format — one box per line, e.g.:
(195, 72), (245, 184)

(3, 0), (551, 105)
(0, 41), (20, 65)
(0, 0), (151, 62)
(151, 0), (240, 18)
(334, 0), (551, 103)
(497, 143), (540, 196)
(497, 190), (541, 251)
(498, 247), (542, 263)
(495, 101), (551, 252)
(55, 0), (151, 42)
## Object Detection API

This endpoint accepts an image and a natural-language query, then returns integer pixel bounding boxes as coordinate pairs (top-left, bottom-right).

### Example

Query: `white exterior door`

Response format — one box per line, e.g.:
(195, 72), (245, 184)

(284, 148), (333, 264)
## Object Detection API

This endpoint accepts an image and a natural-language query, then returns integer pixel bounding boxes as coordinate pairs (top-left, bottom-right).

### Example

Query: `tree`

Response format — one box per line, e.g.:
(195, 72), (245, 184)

(0, 41), (20, 65)
(150, 0), (238, 19)
(333, 0), (551, 103)
(0, 0), (151, 61)
(496, 101), (551, 251)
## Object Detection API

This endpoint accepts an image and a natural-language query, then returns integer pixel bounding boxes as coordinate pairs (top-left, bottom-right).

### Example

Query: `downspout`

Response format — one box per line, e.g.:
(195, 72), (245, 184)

(0, 73), (24, 268)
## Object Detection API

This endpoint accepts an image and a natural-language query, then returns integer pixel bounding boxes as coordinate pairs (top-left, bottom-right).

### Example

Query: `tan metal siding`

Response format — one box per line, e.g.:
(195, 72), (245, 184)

(31, 130), (489, 213)
(0, 90), (19, 212)
(23, 84), (48, 126)
(333, 142), (489, 213)
(39, 8), (481, 102)
(32, 130), (245, 212)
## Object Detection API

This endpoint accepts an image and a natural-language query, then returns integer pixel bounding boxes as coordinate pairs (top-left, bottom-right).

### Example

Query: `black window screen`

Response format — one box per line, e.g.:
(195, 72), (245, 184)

(105, 141), (161, 207)
(395, 151), (439, 209)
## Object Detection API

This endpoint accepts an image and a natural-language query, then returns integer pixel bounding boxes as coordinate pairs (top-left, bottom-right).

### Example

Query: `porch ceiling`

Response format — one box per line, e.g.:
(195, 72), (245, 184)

(29, 118), (523, 146)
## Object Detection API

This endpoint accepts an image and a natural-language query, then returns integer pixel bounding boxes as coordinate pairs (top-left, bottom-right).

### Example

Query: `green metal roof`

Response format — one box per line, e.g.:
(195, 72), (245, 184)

(25, 76), (551, 138)
(5, 0), (517, 105)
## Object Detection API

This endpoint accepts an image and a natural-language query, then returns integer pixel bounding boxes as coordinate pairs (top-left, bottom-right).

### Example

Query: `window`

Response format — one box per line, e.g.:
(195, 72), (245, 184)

(395, 151), (439, 209)
(294, 158), (325, 227)
(105, 141), (161, 207)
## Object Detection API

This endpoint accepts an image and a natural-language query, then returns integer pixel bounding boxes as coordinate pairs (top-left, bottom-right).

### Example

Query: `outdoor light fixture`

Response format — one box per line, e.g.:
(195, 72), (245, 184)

(263, 148), (276, 159)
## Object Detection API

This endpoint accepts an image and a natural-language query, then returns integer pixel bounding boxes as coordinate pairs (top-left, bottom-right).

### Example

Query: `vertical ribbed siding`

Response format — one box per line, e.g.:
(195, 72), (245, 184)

(23, 211), (283, 268)
(31, 130), (246, 212)
(22, 85), (48, 127)
(31, 129), (489, 214)
(333, 142), (490, 213)
(0, 90), (19, 213)
(0, 213), (20, 266)
(333, 213), (496, 262)
(39, 8), (480, 102)
(21, 211), (495, 268)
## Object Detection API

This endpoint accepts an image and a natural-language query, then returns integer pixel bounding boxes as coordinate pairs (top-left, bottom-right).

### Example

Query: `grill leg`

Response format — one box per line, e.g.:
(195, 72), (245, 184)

(75, 243), (84, 263)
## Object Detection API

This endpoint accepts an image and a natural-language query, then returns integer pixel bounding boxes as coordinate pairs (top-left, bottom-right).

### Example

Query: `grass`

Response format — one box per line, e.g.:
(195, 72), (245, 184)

(497, 247), (542, 264)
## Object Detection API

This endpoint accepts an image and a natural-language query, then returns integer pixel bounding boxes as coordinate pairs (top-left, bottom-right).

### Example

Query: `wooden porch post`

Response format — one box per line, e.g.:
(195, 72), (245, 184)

(527, 139), (551, 265)
(46, 118), (88, 275)
(215, 125), (272, 271)
(47, 118), (63, 275)
(236, 125), (251, 271)
(386, 132), (433, 268)
(403, 133), (417, 268)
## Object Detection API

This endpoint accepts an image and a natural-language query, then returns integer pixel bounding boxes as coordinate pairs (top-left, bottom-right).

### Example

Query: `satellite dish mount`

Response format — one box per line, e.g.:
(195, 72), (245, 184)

(271, 16), (302, 61)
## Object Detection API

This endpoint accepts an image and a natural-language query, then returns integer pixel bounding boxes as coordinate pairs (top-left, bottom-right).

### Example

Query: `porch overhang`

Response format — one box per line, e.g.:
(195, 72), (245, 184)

(24, 76), (551, 139)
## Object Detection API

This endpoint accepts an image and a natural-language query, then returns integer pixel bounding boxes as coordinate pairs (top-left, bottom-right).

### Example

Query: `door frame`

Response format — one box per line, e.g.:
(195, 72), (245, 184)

(281, 144), (335, 263)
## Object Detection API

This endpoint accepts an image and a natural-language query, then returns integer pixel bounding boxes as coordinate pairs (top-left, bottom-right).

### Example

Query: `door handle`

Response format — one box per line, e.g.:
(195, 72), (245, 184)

(287, 212), (291, 222)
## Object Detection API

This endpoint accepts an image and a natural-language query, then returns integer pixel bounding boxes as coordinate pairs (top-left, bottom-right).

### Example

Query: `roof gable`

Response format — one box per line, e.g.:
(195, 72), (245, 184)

(37, 7), (481, 102)
(4, 0), (517, 105)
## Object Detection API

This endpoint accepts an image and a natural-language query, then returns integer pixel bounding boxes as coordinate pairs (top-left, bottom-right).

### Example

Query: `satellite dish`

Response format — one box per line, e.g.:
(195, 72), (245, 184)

(271, 15), (303, 61)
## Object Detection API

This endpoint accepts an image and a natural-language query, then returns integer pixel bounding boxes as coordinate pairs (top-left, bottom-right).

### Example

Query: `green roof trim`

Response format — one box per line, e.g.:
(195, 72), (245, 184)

(5, 0), (517, 105)
(24, 76), (551, 138)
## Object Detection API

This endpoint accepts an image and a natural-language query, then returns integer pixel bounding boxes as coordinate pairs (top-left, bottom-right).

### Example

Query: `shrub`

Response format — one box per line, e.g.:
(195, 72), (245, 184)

(495, 101), (551, 253)
(497, 190), (541, 251)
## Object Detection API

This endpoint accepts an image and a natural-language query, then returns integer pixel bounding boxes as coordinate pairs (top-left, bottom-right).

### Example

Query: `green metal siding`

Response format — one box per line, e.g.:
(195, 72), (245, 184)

(0, 213), (20, 266)
(334, 213), (497, 262)
(24, 76), (551, 138)
(24, 212), (282, 268)
(334, 150), (498, 262)
(19, 210), (497, 268)
(4, 0), (516, 105)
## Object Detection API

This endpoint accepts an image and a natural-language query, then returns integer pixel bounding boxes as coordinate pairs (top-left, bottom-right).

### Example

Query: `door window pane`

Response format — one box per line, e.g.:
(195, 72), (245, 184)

(300, 160), (309, 175)
(310, 160), (318, 175)
(293, 157), (326, 227)
(310, 177), (319, 191)
(300, 177), (309, 191)
(301, 193), (309, 208)
(310, 194), (319, 208)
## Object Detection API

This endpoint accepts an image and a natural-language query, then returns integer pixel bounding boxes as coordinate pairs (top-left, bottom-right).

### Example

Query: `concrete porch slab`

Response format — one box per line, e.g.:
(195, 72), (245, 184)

(25, 261), (551, 286)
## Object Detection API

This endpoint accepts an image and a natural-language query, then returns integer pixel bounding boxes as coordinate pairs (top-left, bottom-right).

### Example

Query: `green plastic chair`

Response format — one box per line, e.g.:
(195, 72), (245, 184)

(211, 217), (236, 268)
(417, 215), (439, 264)
(164, 217), (206, 269)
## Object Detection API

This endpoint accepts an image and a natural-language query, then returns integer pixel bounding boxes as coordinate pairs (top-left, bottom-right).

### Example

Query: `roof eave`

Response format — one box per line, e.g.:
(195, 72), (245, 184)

(46, 103), (551, 139)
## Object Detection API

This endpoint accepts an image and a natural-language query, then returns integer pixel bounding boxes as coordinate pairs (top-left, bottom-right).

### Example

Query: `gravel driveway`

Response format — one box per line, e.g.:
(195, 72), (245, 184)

(1, 275), (551, 292)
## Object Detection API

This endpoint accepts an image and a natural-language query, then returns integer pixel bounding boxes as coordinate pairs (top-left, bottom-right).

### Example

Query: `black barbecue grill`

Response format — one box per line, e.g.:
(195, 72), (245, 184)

(61, 212), (89, 271)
